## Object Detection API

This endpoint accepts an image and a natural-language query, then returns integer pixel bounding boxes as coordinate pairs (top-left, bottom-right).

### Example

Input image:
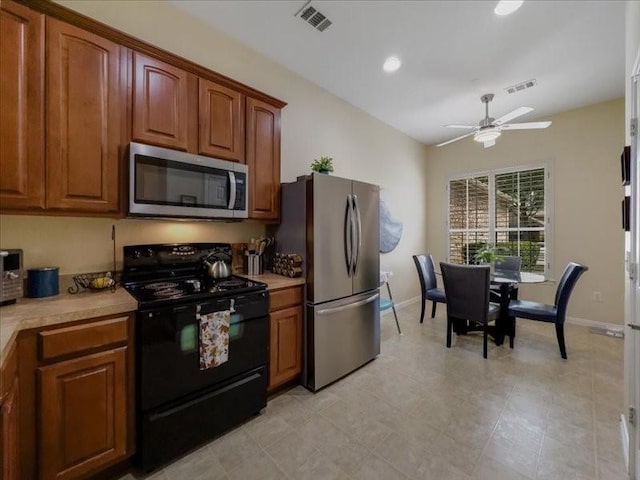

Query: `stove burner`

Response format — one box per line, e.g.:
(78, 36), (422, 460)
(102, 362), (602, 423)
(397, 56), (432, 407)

(146, 282), (179, 290)
(153, 287), (183, 298)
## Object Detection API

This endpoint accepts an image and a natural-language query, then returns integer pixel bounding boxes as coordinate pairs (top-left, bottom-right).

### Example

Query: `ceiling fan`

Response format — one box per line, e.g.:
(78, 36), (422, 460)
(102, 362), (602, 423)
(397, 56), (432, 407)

(436, 93), (552, 148)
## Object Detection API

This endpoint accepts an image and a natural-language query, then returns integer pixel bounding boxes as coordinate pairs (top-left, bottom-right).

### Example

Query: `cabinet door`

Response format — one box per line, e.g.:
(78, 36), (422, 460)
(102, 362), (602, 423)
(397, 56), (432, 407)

(0, 0), (44, 211)
(269, 305), (302, 389)
(199, 79), (245, 162)
(133, 52), (192, 151)
(46, 18), (122, 213)
(39, 348), (127, 480)
(2, 379), (19, 480)
(246, 97), (281, 221)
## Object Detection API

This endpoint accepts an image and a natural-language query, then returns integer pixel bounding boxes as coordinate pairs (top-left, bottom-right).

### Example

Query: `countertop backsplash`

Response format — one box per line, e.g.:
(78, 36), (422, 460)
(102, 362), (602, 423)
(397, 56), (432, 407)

(0, 215), (266, 275)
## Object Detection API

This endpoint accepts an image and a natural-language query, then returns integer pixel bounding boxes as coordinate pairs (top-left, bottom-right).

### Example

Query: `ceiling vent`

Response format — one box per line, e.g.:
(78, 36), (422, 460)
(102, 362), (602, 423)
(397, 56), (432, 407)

(505, 79), (537, 95)
(295, 1), (332, 32)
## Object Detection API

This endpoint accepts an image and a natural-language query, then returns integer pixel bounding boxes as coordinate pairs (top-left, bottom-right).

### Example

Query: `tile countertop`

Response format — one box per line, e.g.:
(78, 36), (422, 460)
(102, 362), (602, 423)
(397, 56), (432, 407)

(0, 287), (138, 370)
(0, 273), (305, 370)
(244, 272), (305, 290)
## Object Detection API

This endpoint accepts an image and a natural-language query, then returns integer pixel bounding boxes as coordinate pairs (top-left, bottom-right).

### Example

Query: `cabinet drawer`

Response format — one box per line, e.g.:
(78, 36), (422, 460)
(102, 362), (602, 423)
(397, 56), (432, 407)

(39, 315), (129, 361)
(269, 286), (303, 312)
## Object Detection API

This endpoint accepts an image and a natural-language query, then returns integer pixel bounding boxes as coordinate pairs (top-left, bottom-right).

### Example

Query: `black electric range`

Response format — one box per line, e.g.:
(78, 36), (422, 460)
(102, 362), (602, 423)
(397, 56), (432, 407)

(122, 243), (269, 471)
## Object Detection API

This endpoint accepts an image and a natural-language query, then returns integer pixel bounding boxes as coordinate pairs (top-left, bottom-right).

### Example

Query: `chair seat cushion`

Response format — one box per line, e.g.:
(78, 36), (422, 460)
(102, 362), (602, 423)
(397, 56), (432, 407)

(425, 288), (446, 303)
(508, 300), (557, 323)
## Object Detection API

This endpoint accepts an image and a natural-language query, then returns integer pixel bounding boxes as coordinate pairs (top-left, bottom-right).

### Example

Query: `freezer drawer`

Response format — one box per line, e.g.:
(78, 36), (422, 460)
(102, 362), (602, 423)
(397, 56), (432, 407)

(305, 291), (380, 391)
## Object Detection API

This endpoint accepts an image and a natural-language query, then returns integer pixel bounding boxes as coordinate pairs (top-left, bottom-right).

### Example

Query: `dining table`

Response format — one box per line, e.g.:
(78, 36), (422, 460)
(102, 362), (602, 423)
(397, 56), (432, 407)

(490, 269), (546, 346)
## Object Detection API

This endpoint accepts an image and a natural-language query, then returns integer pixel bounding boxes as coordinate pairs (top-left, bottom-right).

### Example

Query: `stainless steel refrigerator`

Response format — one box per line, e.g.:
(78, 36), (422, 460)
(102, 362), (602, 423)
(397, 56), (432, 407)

(274, 173), (380, 391)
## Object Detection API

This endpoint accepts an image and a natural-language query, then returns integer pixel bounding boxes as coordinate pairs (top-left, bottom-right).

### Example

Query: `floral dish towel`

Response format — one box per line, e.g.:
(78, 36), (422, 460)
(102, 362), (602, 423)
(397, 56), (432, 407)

(199, 310), (230, 370)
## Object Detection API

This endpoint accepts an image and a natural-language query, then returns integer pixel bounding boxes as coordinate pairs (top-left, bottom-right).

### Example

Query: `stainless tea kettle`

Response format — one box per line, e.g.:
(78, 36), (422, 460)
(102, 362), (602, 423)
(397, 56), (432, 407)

(203, 254), (231, 279)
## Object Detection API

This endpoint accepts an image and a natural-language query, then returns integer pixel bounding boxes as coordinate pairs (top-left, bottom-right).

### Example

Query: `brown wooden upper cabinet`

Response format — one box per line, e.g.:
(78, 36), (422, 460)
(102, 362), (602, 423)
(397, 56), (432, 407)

(198, 79), (245, 162)
(133, 52), (194, 151)
(46, 18), (122, 213)
(0, 0), (45, 211)
(246, 97), (281, 222)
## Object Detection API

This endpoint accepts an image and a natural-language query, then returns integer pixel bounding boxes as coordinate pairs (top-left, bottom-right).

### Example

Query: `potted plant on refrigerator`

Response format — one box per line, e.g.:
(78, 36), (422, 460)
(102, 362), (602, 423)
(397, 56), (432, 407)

(311, 156), (334, 174)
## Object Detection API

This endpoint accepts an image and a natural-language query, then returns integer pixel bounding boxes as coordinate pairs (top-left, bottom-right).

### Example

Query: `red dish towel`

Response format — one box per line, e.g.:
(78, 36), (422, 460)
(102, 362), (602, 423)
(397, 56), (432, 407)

(199, 310), (230, 370)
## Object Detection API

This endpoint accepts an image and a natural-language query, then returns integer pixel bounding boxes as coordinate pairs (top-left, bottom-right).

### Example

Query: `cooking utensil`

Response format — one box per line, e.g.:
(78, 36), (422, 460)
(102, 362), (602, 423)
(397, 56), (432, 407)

(203, 254), (231, 279)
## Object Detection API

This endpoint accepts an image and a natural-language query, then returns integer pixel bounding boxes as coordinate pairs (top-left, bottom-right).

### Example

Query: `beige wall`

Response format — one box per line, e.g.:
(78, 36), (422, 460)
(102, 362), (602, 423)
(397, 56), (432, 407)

(0, 1), (429, 303)
(425, 98), (625, 324)
(0, 216), (264, 274)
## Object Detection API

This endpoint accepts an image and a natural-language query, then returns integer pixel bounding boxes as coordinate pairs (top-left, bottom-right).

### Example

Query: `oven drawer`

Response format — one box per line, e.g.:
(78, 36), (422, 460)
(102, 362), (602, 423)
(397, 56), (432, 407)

(39, 315), (130, 361)
(138, 366), (267, 471)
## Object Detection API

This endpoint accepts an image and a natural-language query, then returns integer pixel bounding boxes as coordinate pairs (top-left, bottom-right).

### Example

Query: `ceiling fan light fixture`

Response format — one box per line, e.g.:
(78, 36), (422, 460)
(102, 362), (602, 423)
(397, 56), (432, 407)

(494, 0), (524, 16)
(382, 56), (402, 73)
(474, 127), (501, 143)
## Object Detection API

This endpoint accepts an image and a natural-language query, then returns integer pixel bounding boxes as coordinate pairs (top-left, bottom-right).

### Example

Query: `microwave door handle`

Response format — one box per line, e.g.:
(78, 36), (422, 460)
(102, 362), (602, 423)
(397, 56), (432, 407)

(228, 171), (237, 209)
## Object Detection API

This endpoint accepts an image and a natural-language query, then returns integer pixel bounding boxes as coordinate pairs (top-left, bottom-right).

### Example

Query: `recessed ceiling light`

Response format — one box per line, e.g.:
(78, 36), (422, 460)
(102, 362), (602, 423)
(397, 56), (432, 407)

(494, 0), (524, 16)
(383, 56), (401, 73)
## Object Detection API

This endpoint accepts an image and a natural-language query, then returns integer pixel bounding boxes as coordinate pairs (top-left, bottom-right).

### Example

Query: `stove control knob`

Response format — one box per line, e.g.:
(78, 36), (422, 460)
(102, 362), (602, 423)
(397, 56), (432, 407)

(132, 250), (142, 259)
(144, 249), (154, 258)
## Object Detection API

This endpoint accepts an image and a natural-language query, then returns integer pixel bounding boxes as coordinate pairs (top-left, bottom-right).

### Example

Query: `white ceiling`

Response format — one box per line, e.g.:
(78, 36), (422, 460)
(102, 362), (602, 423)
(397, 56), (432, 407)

(171, 0), (625, 146)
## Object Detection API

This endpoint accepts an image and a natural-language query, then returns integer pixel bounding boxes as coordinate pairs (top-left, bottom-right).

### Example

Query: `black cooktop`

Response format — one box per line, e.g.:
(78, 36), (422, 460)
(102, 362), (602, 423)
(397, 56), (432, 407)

(122, 243), (266, 307)
(125, 275), (267, 306)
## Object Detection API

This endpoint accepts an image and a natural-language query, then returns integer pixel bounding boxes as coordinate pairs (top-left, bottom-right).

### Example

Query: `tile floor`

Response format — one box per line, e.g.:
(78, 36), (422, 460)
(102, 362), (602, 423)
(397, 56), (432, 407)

(120, 302), (626, 480)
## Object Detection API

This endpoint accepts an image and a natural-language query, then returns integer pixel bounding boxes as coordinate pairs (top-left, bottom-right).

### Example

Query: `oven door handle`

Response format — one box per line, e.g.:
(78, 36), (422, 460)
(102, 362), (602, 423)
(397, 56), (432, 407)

(228, 171), (237, 209)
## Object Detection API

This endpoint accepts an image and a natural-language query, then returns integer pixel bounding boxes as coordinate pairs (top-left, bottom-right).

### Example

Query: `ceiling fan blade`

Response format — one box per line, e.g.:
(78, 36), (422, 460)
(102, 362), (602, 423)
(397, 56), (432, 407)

(436, 131), (476, 147)
(501, 121), (552, 130)
(444, 124), (476, 129)
(483, 139), (496, 148)
(494, 106), (534, 125)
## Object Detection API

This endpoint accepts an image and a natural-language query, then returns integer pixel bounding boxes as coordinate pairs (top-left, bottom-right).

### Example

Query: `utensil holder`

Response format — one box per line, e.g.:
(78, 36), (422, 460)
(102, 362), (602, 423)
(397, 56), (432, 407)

(245, 254), (263, 276)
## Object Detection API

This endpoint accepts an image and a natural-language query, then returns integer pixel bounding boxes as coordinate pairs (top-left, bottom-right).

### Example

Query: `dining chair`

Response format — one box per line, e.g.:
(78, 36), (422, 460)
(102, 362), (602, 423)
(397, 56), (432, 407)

(440, 262), (499, 359)
(413, 254), (446, 323)
(495, 255), (522, 272)
(491, 255), (522, 302)
(507, 262), (588, 359)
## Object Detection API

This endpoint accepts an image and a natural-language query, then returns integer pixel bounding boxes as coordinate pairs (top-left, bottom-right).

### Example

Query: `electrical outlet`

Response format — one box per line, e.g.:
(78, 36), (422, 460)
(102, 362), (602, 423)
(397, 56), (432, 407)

(593, 291), (603, 303)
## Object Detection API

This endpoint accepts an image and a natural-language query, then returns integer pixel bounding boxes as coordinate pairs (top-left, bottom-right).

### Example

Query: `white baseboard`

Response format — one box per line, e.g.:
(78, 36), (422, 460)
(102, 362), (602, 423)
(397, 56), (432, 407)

(566, 316), (624, 332)
(381, 300), (624, 334)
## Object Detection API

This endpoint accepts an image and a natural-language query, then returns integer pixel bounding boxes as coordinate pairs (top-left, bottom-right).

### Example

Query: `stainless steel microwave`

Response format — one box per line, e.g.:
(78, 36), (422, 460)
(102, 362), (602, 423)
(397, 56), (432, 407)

(129, 142), (248, 219)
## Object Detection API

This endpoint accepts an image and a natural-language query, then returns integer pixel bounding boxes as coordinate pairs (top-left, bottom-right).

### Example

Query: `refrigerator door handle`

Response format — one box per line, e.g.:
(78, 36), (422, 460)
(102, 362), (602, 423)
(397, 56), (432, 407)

(353, 194), (362, 275)
(317, 293), (380, 315)
(349, 194), (357, 275)
(345, 195), (353, 276)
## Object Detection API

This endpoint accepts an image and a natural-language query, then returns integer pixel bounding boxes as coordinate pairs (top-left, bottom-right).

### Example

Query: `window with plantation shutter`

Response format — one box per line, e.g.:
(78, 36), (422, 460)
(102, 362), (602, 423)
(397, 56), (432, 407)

(447, 166), (550, 274)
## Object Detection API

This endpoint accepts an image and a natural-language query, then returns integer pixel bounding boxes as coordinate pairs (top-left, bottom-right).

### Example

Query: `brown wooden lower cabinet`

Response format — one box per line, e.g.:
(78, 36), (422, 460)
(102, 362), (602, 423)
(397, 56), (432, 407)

(38, 347), (128, 480)
(11, 312), (134, 480)
(1, 379), (19, 480)
(269, 286), (303, 390)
